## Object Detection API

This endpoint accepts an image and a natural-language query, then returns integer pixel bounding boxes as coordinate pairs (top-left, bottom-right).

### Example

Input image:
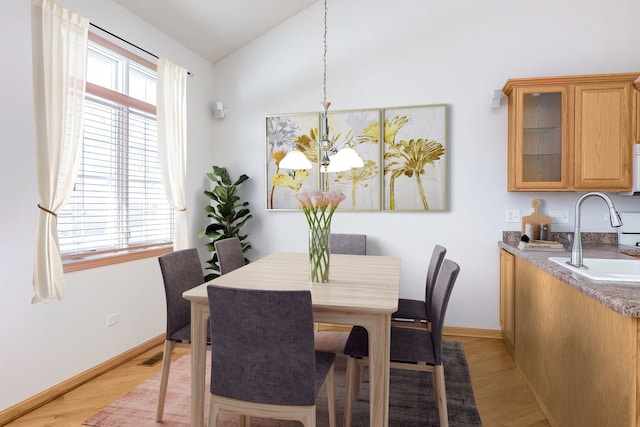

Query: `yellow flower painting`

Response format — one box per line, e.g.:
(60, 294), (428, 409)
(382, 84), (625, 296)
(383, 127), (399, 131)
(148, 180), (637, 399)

(323, 108), (381, 211)
(266, 113), (318, 209)
(383, 105), (447, 211)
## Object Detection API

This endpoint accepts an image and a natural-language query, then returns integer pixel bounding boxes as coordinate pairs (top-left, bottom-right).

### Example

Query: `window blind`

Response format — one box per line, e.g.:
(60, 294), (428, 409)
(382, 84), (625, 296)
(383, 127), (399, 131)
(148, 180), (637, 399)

(58, 37), (173, 259)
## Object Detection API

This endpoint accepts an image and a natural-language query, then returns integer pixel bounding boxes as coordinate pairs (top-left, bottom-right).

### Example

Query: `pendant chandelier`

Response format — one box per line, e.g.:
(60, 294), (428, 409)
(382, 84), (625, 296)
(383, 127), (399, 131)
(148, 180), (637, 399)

(279, 0), (364, 173)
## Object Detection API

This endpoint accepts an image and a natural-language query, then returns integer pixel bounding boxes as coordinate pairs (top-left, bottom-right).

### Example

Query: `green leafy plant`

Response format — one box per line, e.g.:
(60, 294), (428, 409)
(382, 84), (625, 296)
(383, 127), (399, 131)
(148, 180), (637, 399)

(198, 165), (252, 281)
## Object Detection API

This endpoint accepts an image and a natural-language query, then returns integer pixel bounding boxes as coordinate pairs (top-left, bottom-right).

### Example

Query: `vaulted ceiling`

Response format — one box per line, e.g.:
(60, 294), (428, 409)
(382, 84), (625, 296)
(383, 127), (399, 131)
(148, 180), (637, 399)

(112, 0), (319, 63)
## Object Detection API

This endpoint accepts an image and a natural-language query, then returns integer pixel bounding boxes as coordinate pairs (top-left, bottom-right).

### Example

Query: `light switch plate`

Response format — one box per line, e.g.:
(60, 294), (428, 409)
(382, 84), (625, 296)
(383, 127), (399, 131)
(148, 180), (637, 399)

(505, 209), (521, 223)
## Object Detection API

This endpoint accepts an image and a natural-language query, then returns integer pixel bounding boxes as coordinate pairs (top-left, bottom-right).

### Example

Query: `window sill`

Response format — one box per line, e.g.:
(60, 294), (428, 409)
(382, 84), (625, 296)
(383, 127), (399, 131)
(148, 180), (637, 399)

(63, 246), (173, 273)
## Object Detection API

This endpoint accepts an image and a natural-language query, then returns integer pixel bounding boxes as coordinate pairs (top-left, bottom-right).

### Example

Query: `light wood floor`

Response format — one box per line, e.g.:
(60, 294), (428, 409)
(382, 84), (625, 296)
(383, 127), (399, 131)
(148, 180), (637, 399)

(5, 335), (549, 427)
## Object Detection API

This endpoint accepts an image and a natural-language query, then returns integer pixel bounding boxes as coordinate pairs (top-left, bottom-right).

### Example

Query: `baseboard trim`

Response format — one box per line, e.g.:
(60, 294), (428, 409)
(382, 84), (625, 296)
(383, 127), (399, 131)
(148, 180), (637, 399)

(444, 326), (502, 339)
(0, 334), (164, 426)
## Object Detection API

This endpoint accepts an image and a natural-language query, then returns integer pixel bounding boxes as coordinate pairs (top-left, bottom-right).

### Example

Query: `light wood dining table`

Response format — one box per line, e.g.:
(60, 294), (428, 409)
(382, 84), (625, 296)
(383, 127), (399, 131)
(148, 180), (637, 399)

(182, 251), (401, 427)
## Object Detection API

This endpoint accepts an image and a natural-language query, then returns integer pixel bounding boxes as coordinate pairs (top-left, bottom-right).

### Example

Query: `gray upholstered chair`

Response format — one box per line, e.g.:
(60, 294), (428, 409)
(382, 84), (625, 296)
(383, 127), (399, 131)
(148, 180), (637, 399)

(329, 233), (366, 255)
(206, 285), (336, 427)
(392, 244), (446, 329)
(214, 237), (246, 275)
(314, 233), (365, 331)
(342, 258), (460, 427)
(156, 248), (208, 421)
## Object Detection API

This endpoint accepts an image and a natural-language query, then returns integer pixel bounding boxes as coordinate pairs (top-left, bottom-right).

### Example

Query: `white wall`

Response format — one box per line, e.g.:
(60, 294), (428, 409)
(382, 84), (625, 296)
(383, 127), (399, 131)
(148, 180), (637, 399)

(0, 0), (217, 411)
(211, 0), (640, 331)
(3, 0), (640, 414)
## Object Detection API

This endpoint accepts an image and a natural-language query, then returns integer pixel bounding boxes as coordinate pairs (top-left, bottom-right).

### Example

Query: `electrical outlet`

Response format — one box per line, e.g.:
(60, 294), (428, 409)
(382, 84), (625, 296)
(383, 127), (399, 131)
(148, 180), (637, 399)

(505, 209), (521, 223)
(549, 209), (570, 224)
(106, 313), (119, 327)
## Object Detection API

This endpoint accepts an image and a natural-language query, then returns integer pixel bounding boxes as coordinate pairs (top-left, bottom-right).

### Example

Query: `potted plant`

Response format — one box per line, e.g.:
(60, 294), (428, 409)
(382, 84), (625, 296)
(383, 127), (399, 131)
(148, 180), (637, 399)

(199, 165), (252, 281)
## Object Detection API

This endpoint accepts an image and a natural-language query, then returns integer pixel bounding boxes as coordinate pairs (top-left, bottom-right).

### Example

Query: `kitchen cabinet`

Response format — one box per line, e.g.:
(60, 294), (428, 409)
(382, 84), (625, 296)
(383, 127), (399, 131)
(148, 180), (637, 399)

(503, 72), (640, 191)
(514, 257), (637, 427)
(498, 243), (640, 427)
(499, 249), (515, 354)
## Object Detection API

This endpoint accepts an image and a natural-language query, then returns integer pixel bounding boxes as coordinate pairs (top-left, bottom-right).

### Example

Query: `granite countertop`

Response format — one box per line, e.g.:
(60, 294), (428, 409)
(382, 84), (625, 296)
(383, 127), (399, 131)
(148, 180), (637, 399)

(499, 232), (640, 317)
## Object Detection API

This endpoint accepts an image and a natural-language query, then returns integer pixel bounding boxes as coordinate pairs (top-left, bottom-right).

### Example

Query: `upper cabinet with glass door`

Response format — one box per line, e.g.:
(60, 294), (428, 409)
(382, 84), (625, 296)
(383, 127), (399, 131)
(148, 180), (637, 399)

(503, 73), (640, 192)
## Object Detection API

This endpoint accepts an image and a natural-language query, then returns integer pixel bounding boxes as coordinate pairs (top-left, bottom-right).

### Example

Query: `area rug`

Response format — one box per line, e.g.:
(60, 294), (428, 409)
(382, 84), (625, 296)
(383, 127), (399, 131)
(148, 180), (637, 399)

(83, 332), (481, 426)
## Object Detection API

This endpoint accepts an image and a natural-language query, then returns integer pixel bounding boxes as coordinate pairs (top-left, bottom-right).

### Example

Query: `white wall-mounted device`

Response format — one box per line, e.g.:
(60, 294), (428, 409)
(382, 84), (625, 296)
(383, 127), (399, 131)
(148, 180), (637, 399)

(212, 101), (226, 119)
(490, 89), (502, 108)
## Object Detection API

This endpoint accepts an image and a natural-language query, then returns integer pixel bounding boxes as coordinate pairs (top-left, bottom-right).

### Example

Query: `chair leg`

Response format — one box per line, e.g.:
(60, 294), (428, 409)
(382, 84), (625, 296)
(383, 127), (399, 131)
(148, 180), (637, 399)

(326, 363), (336, 427)
(156, 340), (175, 420)
(239, 415), (250, 427)
(432, 371), (439, 408)
(343, 356), (356, 427)
(434, 364), (449, 427)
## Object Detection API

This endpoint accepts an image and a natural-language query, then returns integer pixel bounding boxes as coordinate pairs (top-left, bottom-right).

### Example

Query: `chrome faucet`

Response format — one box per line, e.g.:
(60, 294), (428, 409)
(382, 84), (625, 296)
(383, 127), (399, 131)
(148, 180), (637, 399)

(568, 192), (623, 268)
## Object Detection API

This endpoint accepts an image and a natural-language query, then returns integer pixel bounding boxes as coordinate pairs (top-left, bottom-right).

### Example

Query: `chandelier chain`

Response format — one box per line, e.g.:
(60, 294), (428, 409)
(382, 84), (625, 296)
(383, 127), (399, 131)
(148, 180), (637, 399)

(322, 0), (328, 104)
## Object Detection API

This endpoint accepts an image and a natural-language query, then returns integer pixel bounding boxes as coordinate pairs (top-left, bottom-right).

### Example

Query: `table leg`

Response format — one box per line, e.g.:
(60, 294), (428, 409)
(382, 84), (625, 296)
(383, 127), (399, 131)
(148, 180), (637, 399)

(366, 313), (391, 427)
(191, 301), (207, 427)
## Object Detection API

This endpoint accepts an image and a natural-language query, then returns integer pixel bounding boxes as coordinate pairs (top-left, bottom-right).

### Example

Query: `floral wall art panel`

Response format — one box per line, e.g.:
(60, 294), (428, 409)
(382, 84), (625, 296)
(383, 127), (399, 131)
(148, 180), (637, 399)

(383, 104), (447, 212)
(324, 109), (381, 211)
(266, 113), (320, 210)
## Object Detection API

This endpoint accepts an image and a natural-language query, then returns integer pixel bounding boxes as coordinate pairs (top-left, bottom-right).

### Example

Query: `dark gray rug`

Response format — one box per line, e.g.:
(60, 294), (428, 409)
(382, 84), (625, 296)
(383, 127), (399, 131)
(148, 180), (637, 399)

(316, 339), (482, 427)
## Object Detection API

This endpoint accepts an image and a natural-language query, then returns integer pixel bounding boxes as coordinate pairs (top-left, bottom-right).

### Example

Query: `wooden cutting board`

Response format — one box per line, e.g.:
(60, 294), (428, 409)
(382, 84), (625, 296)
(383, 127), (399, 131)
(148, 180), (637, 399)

(521, 198), (551, 240)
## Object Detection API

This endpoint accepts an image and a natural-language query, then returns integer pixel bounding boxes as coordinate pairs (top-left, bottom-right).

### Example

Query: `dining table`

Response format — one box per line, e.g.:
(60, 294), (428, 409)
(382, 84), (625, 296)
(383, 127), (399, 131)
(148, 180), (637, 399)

(183, 251), (400, 427)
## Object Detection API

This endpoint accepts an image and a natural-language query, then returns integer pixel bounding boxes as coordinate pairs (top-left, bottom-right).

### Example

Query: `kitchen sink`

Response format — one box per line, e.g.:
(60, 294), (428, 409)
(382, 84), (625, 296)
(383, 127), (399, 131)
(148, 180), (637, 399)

(548, 257), (640, 282)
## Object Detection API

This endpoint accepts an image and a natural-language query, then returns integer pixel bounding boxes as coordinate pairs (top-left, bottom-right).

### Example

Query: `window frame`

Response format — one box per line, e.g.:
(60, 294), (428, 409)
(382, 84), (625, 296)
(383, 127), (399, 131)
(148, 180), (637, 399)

(61, 32), (172, 273)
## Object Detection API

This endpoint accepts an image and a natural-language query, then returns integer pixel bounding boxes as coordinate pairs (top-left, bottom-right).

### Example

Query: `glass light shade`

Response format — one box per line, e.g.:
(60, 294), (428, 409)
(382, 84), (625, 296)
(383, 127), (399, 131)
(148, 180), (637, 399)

(324, 151), (351, 172)
(279, 149), (312, 170)
(321, 147), (365, 173)
(339, 146), (364, 168)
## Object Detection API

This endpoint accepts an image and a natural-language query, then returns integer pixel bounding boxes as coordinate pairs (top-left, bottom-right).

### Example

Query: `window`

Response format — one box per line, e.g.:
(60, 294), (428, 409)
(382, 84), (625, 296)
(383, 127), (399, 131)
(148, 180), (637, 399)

(58, 33), (174, 271)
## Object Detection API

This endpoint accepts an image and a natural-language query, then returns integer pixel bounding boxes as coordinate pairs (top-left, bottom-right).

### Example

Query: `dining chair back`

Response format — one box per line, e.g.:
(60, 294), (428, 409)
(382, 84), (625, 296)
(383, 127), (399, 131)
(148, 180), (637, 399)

(427, 258), (459, 365)
(329, 233), (366, 255)
(214, 237), (246, 275)
(156, 248), (207, 420)
(207, 285), (336, 427)
(343, 258), (460, 427)
(392, 244), (446, 329)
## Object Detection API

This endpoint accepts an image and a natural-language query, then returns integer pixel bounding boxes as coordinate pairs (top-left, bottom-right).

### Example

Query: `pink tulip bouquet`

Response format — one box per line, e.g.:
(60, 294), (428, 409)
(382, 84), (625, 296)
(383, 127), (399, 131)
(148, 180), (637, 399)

(294, 190), (346, 282)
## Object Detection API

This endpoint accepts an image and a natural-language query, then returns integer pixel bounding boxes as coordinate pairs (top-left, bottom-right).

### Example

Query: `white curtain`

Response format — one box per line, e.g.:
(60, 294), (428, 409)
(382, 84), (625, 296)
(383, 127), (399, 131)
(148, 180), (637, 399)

(157, 58), (189, 250)
(31, 0), (88, 303)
